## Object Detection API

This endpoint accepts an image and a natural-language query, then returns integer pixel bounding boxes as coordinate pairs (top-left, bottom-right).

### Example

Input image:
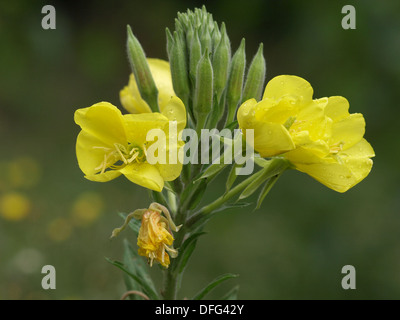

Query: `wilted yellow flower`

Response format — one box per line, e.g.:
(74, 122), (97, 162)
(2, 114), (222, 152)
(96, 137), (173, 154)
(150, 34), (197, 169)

(137, 209), (178, 268)
(238, 75), (375, 192)
(120, 58), (175, 114)
(110, 203), (180, 268)
(74, 97), (186, 192)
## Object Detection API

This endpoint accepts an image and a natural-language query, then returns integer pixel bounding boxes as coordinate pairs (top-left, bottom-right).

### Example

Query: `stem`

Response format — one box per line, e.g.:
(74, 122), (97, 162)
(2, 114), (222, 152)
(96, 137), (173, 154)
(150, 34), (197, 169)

(187, 158), (289, 227)
(162, 158), (288, 299)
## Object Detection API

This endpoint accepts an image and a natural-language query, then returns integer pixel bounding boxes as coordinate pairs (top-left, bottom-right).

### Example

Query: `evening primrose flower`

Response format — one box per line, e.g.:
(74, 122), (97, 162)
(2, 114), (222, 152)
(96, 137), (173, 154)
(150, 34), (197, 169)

(74, 97), (186, 192)
(238, 75), (375, 192)
(120, 58), (175, 114)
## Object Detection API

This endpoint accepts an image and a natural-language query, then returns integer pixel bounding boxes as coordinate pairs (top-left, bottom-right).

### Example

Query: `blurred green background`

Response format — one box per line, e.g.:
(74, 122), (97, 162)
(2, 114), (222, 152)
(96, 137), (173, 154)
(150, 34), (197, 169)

(1, 0), (399, 299)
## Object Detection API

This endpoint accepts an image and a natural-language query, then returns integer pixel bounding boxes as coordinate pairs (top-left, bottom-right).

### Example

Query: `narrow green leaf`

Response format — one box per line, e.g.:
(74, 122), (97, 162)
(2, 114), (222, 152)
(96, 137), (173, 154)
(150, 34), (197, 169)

(105, 257), (160, 300)
(221, 285), (240, 300)
(225, 120), (238, 131)
(177, 232), (206, 273)
(192, 273), (239, 300)
(123, 240), (158, 297)
(149, 190), (168, 207)
(189, 201), (251, 232)
(225, 163), (241, 192)
(188, 180), (207, 210)
(194, 162), (227, 182)
(256, 173), (282, 210)
(238, 159), (289, 201)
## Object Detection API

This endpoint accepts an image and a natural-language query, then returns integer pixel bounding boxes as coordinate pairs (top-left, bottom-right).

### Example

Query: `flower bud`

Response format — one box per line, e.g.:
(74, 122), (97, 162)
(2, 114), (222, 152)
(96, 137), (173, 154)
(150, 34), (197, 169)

(189, 28), (202, 83)
(213, 22), (231, 103)
(194, 48), (213, 131)
(165, 27), (174, 59)
(242, 43), (266, 102)
(169, 31), (190, 109)
(226, 38), (246, 124)
(211, 21), (221, 47)
(126, 25), (159, 112)
(200, 23), (212, 54)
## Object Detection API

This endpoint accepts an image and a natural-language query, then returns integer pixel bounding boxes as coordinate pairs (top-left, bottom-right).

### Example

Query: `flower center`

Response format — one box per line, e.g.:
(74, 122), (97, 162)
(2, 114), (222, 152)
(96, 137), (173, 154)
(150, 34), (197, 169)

(93, 142), (148, 174)
(329, 141), (344, 154)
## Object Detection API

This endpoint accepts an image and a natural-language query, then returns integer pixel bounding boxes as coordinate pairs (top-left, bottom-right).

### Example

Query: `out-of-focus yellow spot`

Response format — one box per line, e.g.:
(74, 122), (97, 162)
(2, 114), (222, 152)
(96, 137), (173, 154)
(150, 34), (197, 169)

(9, 157), (41, 189)
(0, 192), (31, 221)
(47, 218), (73, 242)
(70, 192), (104, 227)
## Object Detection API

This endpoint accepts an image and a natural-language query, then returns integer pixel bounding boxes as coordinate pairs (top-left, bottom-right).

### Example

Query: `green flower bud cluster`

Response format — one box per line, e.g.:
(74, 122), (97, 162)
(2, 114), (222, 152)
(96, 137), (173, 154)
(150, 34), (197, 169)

(166, 6), (266, 131)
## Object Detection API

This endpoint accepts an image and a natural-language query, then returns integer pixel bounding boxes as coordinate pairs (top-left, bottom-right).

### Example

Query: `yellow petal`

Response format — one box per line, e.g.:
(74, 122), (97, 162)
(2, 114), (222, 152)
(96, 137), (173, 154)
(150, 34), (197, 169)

(119, 163), (164, 192)
(295, 161), (360, 193)
(324, 96), (350, 122)
(85, 170), (122, 182)
(76, 131), (108, 176)
(285, 139), (374, 192)
(263, 75), (314, 106)
(237, 98), (258, 129)
(329, 113), (365, 150)
(254, 97), (297, 125)
(155, 141), (185, 181)
(119, 59), (175, 114)
(74, 102), (127, 146)
(250, 121), (295, 157)
(147, 58), (175, 112)
(291, 131), (330, 157)
(238, 98), (295, 157)
(120, 81), (152, 114)
(123, 112), (169, 146)
(339, 138), (375, 181)
(161, 96), (187, 131)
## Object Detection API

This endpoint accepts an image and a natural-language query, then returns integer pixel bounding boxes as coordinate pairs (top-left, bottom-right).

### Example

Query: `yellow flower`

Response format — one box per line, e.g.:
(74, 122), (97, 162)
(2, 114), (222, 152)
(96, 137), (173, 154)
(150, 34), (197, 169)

(137, 208), (178, 268)
(74, 97), (186, 192)
(238, 75), (375, 192)
(111, 203), (180, 268)
(120, 58), (175, 114)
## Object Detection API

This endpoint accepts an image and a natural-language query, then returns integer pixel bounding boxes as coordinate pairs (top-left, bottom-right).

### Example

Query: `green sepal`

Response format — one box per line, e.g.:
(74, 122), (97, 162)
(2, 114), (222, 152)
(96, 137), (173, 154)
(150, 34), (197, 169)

(117, 212), (141, 235)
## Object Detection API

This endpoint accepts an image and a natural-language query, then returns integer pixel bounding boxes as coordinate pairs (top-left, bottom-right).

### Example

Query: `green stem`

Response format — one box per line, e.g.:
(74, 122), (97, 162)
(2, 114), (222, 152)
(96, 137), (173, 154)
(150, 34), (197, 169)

(186, 158), (288, 227)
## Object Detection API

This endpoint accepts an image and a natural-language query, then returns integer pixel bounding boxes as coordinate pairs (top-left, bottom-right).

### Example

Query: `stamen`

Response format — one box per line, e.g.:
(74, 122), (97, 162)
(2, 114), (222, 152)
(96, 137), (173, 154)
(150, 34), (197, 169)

(92, 146), (112, 151)
(161, 246), (165, 264)
(114, 143), (128, 164)
(143, 144), (147, 157)
(330, 141), (345, 154)
(127, 152), (139, 163)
